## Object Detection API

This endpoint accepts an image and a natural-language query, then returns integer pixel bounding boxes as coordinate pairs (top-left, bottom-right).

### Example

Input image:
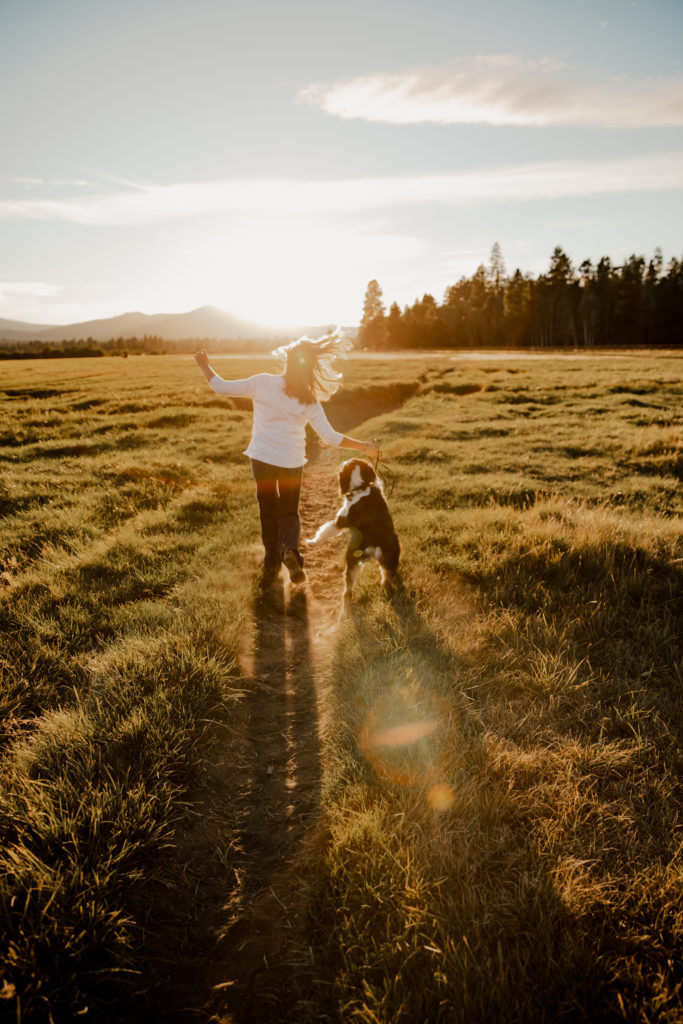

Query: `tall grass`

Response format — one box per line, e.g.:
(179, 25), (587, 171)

(1, 351), (681, 1022)
(0, 357), (258, 1020)
(207, 351), (682, 1023)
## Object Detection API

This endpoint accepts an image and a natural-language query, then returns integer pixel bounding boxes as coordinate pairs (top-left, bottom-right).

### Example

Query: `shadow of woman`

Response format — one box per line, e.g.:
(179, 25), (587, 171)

(124, 577), (321, 1024)
(237, 583), (321, 899)
(210, 579), (322, 1020)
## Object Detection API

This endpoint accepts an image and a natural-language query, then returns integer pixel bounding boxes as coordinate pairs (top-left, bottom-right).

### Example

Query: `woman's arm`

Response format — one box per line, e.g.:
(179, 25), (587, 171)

(194, 350), (257, 397)
(307, 402), (380, 462)
(340, 435), (381, 462)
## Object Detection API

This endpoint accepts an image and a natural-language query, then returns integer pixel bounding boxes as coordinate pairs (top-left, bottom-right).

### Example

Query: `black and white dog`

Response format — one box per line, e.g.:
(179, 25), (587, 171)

(307, 458), (400, 610)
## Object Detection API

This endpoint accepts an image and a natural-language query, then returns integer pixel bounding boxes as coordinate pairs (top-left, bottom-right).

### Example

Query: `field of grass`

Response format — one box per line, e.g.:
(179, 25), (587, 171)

(0, 350), (681, 1022)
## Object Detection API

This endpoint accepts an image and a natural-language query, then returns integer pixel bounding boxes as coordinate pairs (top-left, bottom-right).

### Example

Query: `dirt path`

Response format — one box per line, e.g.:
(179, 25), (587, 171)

(146, 450), (347, 1023)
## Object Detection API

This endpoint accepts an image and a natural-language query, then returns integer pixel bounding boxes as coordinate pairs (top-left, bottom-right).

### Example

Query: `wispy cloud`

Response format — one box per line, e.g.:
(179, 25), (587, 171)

(0, 281), (63, 298)
(299, 56), (683, 128)
(10, 177), (92, 187)
(0, 282), (111, 325)
(0, 152), (681, 227)
(0, 281), (65, 324)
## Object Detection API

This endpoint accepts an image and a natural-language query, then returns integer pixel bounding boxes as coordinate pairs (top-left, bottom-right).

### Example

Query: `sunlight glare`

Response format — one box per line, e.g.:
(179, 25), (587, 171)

(371, 719), (439, 748)
(427, 783), (456, 812)
(156, 213), (423, 327)
(357, 654), (460, 801)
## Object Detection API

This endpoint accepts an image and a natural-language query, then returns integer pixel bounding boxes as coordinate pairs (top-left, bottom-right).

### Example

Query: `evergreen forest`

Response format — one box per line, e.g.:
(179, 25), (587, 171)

(359, 244), (683, 350)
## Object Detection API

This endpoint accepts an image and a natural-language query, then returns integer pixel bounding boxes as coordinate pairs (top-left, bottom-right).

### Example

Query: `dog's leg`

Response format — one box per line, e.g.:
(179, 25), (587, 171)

(307, 520), (341, 547)
(342, 562), (362, 615)
(378, 551), (400, 594)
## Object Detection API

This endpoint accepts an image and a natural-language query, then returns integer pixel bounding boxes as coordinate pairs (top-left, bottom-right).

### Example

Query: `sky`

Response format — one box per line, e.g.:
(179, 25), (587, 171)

(1, 0), (682, 328)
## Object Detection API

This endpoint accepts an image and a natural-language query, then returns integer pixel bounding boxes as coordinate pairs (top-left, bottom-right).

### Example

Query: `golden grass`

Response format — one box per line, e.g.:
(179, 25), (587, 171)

(0, 350), (681, 1022)
(231, 350), (681, 1023)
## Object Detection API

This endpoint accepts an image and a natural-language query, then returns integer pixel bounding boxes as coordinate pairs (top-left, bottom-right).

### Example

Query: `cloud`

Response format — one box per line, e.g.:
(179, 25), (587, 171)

(11, 177), (91, 187)
(0, 281), (66, 323)
(0, 282), (112, 325)
(0, 152), (681, 227)
(299, 56), (683, 128)
(0, 280), (63, 298)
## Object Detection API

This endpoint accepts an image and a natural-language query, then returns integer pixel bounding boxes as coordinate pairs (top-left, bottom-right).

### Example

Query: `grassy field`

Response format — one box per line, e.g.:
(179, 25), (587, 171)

(0, 350), (681, 1022)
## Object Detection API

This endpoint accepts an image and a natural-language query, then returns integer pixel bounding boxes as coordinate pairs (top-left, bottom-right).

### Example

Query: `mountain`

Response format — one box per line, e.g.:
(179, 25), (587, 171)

(0, 316), (55, 338)
(0, 306), (354, 344)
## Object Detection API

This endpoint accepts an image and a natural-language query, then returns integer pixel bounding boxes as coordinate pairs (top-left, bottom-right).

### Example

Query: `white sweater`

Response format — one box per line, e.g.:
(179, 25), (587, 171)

(209, 372), (344, 468)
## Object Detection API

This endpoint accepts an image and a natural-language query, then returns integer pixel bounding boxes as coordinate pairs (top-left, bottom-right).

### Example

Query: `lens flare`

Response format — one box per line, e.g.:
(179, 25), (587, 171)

(427, 783), (456, 812)
(371, 719), (439, 748)
(356, 652), (459, 802)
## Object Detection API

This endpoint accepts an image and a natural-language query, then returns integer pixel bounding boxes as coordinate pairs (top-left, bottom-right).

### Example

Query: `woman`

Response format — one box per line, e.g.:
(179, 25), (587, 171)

(194, 332), (379, 584)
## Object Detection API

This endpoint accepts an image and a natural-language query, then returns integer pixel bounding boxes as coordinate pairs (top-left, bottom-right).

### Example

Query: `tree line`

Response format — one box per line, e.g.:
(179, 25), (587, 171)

(359, 244), (683, 350)
(0, 335), (277, 359)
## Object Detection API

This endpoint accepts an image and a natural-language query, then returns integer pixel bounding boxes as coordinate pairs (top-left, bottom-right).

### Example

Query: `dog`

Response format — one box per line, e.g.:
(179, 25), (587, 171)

(307, 458), (400, 611)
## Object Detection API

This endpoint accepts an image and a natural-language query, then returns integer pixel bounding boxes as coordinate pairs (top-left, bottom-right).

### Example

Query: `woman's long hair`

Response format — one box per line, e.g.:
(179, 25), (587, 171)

(275, 328), (352, 405)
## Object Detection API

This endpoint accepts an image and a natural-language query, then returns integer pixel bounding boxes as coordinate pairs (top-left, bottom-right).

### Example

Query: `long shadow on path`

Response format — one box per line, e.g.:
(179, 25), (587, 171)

(208, 579), (322, 1021)
(134, 577), (321, 1024)
(234, 582), (321, 903)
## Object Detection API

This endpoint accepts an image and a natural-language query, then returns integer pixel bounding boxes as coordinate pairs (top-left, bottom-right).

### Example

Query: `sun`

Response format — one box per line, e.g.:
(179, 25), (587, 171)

(119, 200), (427, 329)
(167, 214), (364, 327)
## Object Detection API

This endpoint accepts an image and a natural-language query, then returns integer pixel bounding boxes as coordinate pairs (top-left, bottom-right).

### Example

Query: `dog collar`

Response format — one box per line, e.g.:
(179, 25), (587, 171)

(344, 484), (371, 500)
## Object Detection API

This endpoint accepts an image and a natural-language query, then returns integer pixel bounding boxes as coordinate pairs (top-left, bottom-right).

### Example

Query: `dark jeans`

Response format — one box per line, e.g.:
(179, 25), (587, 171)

(251, 459), (303, 567)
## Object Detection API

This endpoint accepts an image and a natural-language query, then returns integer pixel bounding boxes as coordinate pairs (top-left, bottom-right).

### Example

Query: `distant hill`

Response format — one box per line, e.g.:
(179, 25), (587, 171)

(0, 316), (55, 339)
(0, 306), (356, 344)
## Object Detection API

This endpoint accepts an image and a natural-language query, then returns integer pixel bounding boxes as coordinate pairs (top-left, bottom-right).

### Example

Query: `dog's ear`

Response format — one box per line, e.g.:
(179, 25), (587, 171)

(361, 461), (376, 485)
(339, 461), (352, 494)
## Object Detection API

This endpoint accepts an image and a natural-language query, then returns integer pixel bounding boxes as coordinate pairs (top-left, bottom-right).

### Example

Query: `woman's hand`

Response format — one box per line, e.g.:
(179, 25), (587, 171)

(340, 435), (381, 461)
(194, 349), (216, 384)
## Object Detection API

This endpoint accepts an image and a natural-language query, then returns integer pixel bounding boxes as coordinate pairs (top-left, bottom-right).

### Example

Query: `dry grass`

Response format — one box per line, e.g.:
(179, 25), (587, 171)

(223, 350), (682, 1023)
(0, 357), (257, 1020)
(0, 350), (681, 1022)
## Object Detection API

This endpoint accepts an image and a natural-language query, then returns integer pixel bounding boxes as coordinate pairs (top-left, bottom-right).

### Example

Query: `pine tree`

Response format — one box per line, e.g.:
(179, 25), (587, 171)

(488, 242), (506, 293)
(359, 280), (387, 349)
